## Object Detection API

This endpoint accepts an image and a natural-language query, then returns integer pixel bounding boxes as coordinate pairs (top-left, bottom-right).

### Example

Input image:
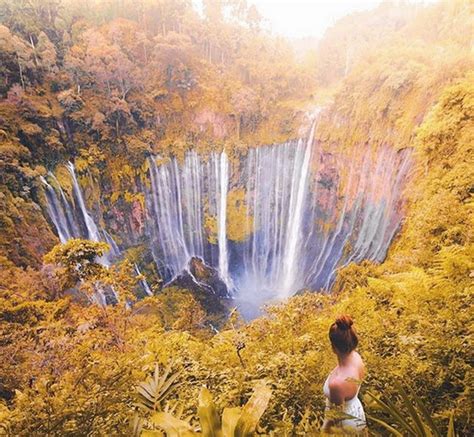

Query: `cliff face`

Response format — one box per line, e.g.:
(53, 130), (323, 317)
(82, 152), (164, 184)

(34, 18), (472, 311)
(0, 187), (56, 267)
(4, 60), (471, 302)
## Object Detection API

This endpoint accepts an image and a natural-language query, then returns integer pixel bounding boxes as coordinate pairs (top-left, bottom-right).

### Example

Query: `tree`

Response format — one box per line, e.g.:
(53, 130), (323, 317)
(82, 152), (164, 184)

(36, 30), (57, 71)
(44, 239), (109, 288)
(230, 86), (259, 138)
(65, 27), (141, 98)
(0, 24), (34, 91)
(0, 0), (61, 39)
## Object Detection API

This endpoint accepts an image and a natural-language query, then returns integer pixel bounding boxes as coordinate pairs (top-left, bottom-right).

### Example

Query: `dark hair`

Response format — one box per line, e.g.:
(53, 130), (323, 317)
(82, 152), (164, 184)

(329, 314), (358, 354)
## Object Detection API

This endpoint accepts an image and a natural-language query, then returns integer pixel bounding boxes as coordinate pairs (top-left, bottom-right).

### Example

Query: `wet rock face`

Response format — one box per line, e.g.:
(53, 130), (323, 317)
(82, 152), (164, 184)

(131, 199), (145, 236)
(164, 257), (230, 315)
(188, 257), (229, 298)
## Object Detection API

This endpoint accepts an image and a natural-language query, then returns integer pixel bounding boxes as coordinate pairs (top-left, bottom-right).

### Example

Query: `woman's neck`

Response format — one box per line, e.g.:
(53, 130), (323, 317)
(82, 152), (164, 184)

(337, 351), (352, 367)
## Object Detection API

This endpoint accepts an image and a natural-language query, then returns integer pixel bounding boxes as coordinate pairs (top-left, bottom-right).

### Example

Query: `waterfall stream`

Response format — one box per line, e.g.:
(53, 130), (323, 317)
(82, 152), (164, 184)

(41, 176), (74, 244)
(67, 162), (102, 243)
(217, 152), (231, 289)
(280, 121), (315, 297)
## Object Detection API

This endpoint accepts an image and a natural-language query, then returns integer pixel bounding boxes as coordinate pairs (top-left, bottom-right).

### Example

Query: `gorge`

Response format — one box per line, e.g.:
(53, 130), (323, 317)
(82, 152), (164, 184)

(42, 116), (412, 316)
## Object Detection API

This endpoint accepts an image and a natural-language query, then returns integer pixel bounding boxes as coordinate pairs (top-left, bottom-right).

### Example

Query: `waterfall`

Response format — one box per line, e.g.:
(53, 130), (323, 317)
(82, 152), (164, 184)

(148, 154), (202, 280)
(42, 164), (156, 303)
(42, 165), (114, 255)
(42, 165), (119, 303)
(42, 120), (412, 314)
(41, 176), (73, 244)
(148, 151), (233, 289)
(146, 124), (412, 315)
(102, 229), (121, 258)
(135, 264), (153, 296)
(280, 122), (315, 297)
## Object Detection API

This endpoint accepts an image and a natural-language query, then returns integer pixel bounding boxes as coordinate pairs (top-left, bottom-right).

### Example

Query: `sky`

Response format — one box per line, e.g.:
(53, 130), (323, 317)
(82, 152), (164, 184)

(248, 0), (435, 39)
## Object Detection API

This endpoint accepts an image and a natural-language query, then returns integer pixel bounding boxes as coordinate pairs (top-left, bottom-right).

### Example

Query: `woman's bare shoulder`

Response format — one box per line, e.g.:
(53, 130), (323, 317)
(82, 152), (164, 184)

(352, 350), (363, 362)
(328, 375), (346, 390)
(328, 376), (347, 404)
(352, 351), (366, 378)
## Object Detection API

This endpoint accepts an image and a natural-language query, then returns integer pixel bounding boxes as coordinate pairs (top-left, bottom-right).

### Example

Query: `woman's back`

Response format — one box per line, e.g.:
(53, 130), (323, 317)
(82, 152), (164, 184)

(324, 350), (364, 402)
(322, 316), (367, 434)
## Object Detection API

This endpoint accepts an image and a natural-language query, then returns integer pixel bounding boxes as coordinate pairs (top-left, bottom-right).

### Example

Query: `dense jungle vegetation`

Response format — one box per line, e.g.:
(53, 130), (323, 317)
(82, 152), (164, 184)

(0, 0), (473, 435)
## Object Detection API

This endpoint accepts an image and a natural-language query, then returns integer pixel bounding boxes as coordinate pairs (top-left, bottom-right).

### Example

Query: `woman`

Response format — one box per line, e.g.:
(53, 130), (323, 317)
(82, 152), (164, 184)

(322, 315), (367, 434)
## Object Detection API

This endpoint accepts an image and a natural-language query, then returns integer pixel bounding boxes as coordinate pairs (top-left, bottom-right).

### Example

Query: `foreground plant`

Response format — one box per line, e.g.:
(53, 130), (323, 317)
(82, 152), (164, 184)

(137, 362), (183, 412)
(140, 382), (272, 437)
(366, 381), (457, 437)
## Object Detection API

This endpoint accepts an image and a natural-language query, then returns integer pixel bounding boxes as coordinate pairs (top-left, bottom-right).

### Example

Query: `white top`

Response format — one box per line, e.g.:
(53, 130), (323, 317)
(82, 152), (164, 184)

(323, 374), (367, 432)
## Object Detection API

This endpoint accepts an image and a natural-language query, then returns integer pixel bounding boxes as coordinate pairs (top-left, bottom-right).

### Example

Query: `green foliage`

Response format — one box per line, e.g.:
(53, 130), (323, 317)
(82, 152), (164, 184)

(0, 0), (315, 267)
(0, 1), (472, 436)
(0, 185), (56, 267)
(392, 74), (473, 266)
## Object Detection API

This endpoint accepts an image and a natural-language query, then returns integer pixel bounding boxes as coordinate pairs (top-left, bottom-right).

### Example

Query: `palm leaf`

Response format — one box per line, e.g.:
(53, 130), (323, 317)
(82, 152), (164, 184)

(394, 381), (427, 437)
(221, 407), (242, 437)
(149, 411), (196, 437)
(197, 387), (222, 437)
(137, 362), (182, 412)
(366, 390), (417, 435)
(141, 431), (164, 437)
(367, 383), (456, 437)
(447, 411), (456, 437)
(139, 380), (271, 437)
(234, 382), (272, 437)
(131, 412), (143, 437)
(403, 383), (442, 437)
(367, 415), (405, 437)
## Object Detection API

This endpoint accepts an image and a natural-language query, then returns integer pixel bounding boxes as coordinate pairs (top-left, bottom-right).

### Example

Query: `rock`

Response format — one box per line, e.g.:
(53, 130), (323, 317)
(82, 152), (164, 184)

(194, 109), (231, 139)
(188, 257), (229, 298)
(164, 257), (231, 316)
(131, 199), (144, 235)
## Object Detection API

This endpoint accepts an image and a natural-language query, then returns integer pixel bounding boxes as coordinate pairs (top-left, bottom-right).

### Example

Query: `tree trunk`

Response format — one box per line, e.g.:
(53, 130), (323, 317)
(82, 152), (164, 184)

(237, 115), (241, 139)
(29, 35), (38, 67)
(17, 53), (25, 90)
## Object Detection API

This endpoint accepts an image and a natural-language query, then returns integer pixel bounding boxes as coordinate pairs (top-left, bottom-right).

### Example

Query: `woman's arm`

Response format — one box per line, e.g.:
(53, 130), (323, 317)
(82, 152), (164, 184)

(328, 380), (345, 405)
(322, 381), (345, 432)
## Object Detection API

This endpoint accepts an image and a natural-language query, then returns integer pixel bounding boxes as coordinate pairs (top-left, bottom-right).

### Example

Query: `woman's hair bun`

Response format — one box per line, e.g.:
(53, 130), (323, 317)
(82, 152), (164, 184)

(335, 314), (353, 330)
(329, 314), (358, 353)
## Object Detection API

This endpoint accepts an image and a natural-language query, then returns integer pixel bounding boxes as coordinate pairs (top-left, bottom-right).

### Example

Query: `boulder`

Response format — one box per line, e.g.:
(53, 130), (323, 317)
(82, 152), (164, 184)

(164, 257), (231, 316)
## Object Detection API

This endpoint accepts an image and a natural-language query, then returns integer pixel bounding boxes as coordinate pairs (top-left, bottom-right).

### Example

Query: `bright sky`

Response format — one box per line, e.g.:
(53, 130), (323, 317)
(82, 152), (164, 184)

(249, 0), (435, 39)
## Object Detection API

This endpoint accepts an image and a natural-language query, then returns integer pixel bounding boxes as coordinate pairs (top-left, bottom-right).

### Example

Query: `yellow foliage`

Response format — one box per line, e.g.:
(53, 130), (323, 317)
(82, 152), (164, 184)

(226, 189), (253, 242)
(204, 213), (218, 245)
